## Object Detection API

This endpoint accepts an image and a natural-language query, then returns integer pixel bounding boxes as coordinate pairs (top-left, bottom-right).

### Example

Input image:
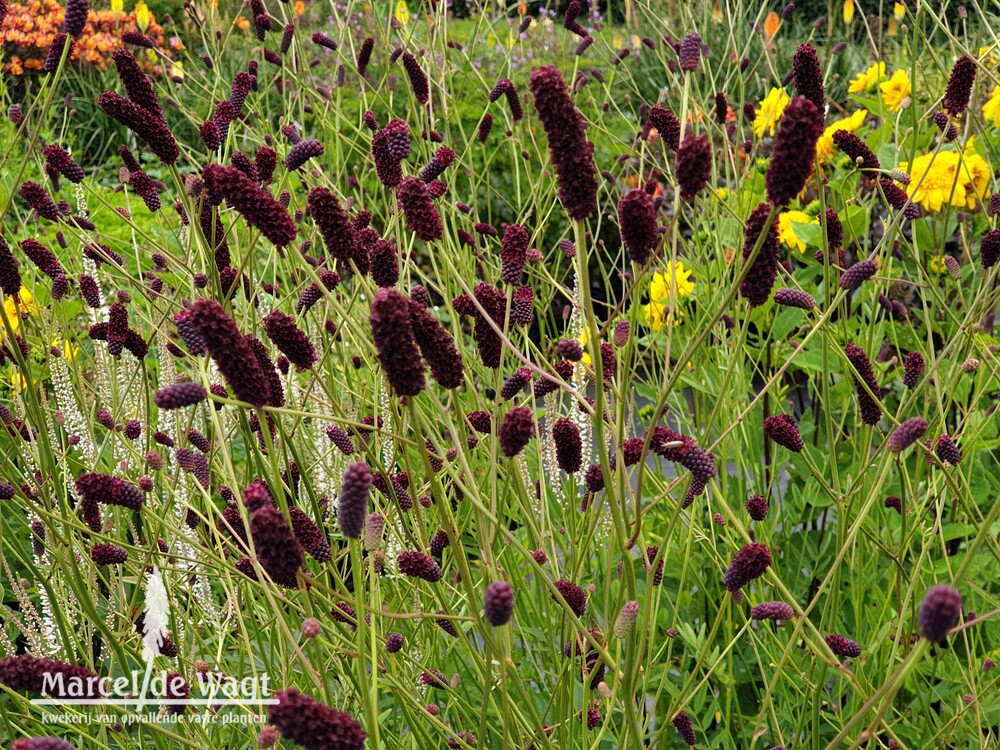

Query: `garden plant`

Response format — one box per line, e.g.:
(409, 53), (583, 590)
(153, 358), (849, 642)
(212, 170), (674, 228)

(0, 0), (997, 748)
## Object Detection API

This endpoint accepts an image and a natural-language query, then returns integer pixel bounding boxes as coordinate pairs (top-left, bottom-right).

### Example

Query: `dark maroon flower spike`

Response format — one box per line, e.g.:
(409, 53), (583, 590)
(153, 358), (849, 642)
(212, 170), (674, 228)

(840, 258), (877, 290)
(673, 711), (697, 746)
(97, 94), (177, 163)
(792, 43), (825, 115)
(0, 655), (102, 697)
(203, 164), (296, 247)
(370, 240), (398, 287)
(739, 203), (780, 307)
(307, 186), (357, 263)
(529, 65), (598, 221)
(420, 146), (457, 183)
(122, 31), (155, 48)
(648, 104), (681, 151)
(887, 417), (928, 453)
(676, 134), (712, 202)
(409, 303), (464, 389)
(187, 299), (272, 407)
(766, 96), (823, 206)
(484, 582), (515, 626)
(18, 238), (68, 299)
(401, 51), (429, 103)
(943, 56), (976, 117)
(371, 118), (410, 188)
(723, 543), (771, 592)
(902, 351), (924, 388)
(356, 36), (374, 76)
(43, 34), (71, 72)
(477, 114), (493, 143)
(398, 177), (443, 241)
(461, 282), (506, 369)
(397, 550), (442, 582)
(43, 145), (84, 184)
(934, 434), (961, 465)
(825, 634), (862, 660)
(284, 139), (324, 172)
(499, 224), (529, 283)
(91, 543), (128, 566)
(370, 288), (425, 397)
(499, 406), (534, 457)
(713, 91), (728, 125)
(980, 229), (1000, 269)
(678, 31), (702, 72)
(763, 414), (803, 452)
(751, 601), (794, 621)
(879, 178), (919, 218)
(111, 48), (163, 120)
(12, 737), (76, 750)
(562, 1), (587, 37)
(552, 418), (583, 473)
(746, 494), (769, 521)
(62, 0), (88, 37)
(512, 285), (533, 326)
(18, 182), (61, 221)
(249, 506), (303, 587)
(773, 288), (815, 309)
(267, 689), (367, 750)
(154, 382), (207, 409)
(246, 335), (284, 407)
(263, 311), (316, 370)
(918, 584), (962, 643)
(289, 507), (331, 562)
(255, 147), (277, 183)
(618, 189), (658, 264)
(552, 579), (587, 617)
(0, 236), (21, 296)
(844, 343), (881, 425)
(338, 462), (371, 539)
(75, 472), (144, 511)
(833, 131), (879, 173)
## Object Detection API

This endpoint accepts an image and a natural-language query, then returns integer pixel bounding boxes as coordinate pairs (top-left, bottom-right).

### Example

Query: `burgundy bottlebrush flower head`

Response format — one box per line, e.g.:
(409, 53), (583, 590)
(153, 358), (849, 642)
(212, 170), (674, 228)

(75, 472), (144, 510)
(398, 177), (443, 241)
(766, 96), (823, 205)
(512, 285), (534, 326)
(845, 343), (881, 425)
(402, 51), (429, 103)
(887, 417), (928, 453)
(187, 299), (272, 407)
(552, 417), (583, 473)
(250, 506), (303, 587)
(203, 164), (296, 247)
(420, 146), (457, 183)
(12, 738), (75, 750)
(484, 581), (515, 626)
(613, 600), (640, 637)
(307, 187), (357, 263)
(714, 91), (728, 125)
(618, 189), (658, 264)
(499, 406), (534, 457)
(370, 239), (399, 287)
(529, 65), (598, 221)
(19, 182), (61, 221)
(792, 43), (825, 115)
(879, 178), (919, 218)
(268, 689), (367, 750)
(943, 55), (976, 116)
(477, 113), (493, 143)
(122, 31), (155, 48)
(562, 0), (587, 37)
(675, 135), (712, 202)
(43, 33), (71, 73)
(832, 130), (880, 173)
(356, 35), (374, 75)
(746, 494), (769, 521)
(99, 92), (178, 164)
(112, 49), (163, 120)
(552, 579), (587, 617)
(824, 633), (861, 658)
(934, 434), (961, 465)
(91, 543), (128, 566)
(264, 311), (317, 370)
(19, 238), (62, 278)
(773, 288), (816, 310)
(673, 711), (697, 746)
(409, 303), (464, 389)
(326, 425), (355, 455)
(43, 145), (84, 184)
(371, 119), (410, 188)
(648, 104), (681, 151)
(902, 351), (924, 388)
(62, 0), (88, 37)
(980, 229), (1000, 268)
(255, 147), (277, 183)
(500, 223), (529, 283)
(723, 543), (771, 592)
(0, 655), (102, 697)
(740, 203), (780, 307)
(154, 382), (206, 409)
(764, 413), (803, 452)
(918, 584), (962, 643)
(370, 288), (425, 397)
(751, 601), (794, 621)
(840, 258), (877, 290)
(289, 507), (331, 562)
(397, 550), (442, 582)
(338, 461), (371, 539)
(0, 236), (21, 295)
(678, 32), (702, 72)
(284, 139), (324, 172)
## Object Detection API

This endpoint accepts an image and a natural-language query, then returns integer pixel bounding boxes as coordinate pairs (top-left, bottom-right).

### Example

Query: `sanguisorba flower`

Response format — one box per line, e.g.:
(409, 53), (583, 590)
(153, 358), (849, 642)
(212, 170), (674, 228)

(740, 203), (780, 307)
(618, 189), (658, 264)
(816, 109), (868, 162)
(777, 210), (816, 253)
(409, 301), (464, 389)
(203, 164), (296, 247)
(397, 177), (443, 241)
(943, 55), (976, 116)
(250, 506), (304, 587)
(848, 62), (885, 94)
(529, 65), (599, 220)
(263, 311), (317, 370)
(879, 69), (911, 112)
(766, 96), (824, 206)
(369, 288), (425, 397)
(752, 86), (789, 138)
(268, 689), (367, 750)
(792, 43), (825, 115)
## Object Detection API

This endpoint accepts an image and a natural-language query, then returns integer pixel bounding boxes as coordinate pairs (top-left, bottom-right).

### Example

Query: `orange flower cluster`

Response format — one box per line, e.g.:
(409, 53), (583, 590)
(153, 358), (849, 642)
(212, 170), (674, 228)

(0, 0), (169, 74)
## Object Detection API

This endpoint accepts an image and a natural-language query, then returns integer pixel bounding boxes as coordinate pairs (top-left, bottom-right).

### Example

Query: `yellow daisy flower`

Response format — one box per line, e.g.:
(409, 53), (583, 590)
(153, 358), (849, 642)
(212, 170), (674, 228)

(816, 109), (868, 161)
(3, 286), (38, 335)
(880, 69), (911, 112)
(848, 62), (886, 94)
(753, 87), (789, 138)
(843, 0), (855, 23)
(982, 85), (1000, 127)
(901, 147), (990, 212)
(928, 256), (948, 274)
(641, 302), (684, 331)
(777, 211), (816, 253)
(650, 260), (695, 300)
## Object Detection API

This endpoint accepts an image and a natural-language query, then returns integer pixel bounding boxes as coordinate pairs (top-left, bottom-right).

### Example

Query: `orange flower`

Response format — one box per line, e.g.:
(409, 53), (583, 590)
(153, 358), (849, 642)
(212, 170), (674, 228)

(294, 0), (305, 15)
(235, 15), (250, 30)
(763, 11), (780, 42)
